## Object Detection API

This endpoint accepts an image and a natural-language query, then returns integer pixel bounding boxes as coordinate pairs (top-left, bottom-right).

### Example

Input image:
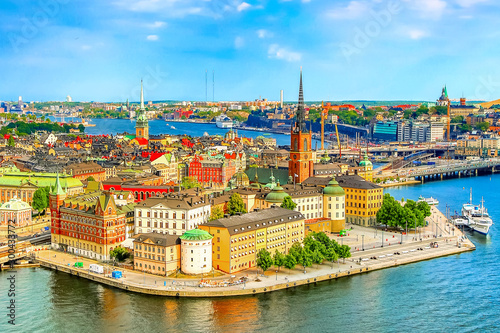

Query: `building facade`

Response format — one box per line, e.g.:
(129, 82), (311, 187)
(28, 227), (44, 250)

(50, 179), (127, 260)
(133, 233), (180, 276)
(134, 195), (211, 235)
(200, 206), (305, 274)
(0, 197), (32, 227)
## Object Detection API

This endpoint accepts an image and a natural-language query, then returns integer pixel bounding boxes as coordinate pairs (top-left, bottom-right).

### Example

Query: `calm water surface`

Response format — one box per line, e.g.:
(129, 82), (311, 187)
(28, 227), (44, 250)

(50, 117), (322, 147)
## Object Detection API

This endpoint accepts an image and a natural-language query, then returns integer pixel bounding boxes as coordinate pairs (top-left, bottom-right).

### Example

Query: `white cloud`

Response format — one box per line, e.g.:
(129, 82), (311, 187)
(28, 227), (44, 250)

(147, 34), (159, 41)
(257, 29), (273, 38)
(408, 29), (428, 39)
(237, 2), (252, 12)
(148, 21), (166, 28)
(456, 0), (488, 7)
(234, 36), (244, 48)
(326, 1), (370, 20)
(81, 45), (92, 50)
(268, 44), (302, 62)
(114, 0), (202, 18)
(402, 0), (447, 20)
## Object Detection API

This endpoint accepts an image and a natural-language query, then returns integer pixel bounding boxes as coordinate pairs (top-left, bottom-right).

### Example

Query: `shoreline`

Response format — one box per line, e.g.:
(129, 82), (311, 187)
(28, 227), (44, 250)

(34, 236), (474, 298)
(379, 180), (421, 188)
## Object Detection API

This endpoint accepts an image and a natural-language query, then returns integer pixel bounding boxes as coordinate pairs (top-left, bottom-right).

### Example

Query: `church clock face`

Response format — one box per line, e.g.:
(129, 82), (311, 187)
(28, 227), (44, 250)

(304, 154), (308, 159)
(293, 154), (297, 160)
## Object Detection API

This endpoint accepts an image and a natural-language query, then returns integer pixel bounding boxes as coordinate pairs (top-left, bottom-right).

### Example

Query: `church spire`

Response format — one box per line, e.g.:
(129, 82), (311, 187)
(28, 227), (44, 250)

(52, 172), (65, 195)
(294, 67), (307, 133)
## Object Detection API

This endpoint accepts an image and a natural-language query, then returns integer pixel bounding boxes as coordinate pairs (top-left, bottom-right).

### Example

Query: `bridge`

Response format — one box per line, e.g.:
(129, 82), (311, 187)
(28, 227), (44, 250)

(395, 159), (500, 181)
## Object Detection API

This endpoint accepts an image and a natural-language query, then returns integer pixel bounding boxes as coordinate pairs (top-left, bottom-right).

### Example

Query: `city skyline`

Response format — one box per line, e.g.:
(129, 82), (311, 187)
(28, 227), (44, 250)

(2, 0), (500, 102)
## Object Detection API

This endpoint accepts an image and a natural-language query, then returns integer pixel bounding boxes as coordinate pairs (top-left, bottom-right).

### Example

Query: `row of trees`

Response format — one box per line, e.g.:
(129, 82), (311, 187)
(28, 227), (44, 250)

(376, 194), (431, 229)
(0, 120), (82, 136)
(256, 232), (351, 273)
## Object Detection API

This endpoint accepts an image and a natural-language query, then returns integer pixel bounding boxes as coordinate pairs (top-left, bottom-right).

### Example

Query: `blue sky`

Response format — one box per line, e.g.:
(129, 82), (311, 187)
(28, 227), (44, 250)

(1, 0), (500, 102)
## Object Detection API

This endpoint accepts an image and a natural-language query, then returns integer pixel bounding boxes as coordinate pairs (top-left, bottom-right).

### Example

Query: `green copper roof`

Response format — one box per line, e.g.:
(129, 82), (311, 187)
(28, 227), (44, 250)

(323, 177), (345, 196)
(265, 183), (289, 203)
(52, 173), (65, 195)
(359, 152), (372, 167)
(0, 171), (82, 190)
(444, 85), (448, 98)
(180, 229), (213, 241)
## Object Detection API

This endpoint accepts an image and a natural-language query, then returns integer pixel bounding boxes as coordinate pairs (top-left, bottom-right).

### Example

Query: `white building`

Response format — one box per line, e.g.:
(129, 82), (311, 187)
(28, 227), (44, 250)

(134, 195), (211, 235)
(180, 229), (213, 275)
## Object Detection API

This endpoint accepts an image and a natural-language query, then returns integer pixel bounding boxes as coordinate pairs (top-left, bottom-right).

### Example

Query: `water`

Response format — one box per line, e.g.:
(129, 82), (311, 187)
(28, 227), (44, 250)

(1, 174), (498, 332)
(48, 117), (321, 147)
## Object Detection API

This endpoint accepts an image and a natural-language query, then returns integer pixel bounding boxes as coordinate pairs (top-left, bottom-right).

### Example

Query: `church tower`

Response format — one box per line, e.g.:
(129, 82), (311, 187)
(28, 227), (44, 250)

(136, 80), (149, 140)
(50, 173), (67, 250)
(289, 68), (314, 184)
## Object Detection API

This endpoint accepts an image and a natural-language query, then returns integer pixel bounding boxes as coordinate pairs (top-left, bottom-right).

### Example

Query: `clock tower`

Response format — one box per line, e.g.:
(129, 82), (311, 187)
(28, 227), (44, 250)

(289, 69), (313, 184)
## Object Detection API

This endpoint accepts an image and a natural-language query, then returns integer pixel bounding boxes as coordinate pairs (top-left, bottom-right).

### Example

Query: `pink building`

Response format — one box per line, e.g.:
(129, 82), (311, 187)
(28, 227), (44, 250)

(0, 197), (32, 227)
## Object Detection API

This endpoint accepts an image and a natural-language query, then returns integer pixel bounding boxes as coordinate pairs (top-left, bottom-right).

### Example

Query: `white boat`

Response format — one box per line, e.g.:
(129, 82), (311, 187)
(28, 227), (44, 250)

(461, 189), (492, 235)
(215, 115), (233, 128)
(171, 126), (176, 129)
(417, 196), (439, 206)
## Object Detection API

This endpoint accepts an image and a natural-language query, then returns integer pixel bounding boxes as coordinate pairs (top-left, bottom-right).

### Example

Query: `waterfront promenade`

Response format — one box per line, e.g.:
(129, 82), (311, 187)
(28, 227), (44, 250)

(32, 207), (474, 298)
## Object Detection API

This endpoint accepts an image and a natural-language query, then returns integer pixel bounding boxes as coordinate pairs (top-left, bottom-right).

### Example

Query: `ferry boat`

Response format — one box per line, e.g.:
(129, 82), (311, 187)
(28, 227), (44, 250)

(461, 189), (492, 235)
(417, 196), (439, 206)
(215, 115), (233, 128)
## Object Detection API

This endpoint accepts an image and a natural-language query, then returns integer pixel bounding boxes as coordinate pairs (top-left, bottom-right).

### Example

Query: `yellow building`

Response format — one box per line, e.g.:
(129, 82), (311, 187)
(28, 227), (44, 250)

(199, 206), (305, 274)
(337, 175), (383, 227)
(133, 233), (181, 276)
(358, 152), (373, 182)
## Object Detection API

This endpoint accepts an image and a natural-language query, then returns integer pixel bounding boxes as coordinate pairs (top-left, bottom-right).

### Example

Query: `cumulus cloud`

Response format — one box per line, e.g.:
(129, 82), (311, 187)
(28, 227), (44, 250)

(326, 1), (370, 20)
(257, 29), (273, 38)
(456, 0), (488, 7)
(147, 34), (159, 41)
(237, 2), (252, 12)
(268, 44), (302, 62)
(402, 0), (447, 20)
(148, 21), (166, 28)
(408, 29), (428, 39)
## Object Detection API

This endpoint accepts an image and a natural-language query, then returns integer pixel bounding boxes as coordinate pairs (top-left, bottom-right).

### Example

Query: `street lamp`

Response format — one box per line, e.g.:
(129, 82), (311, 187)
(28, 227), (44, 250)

(275, 270), (278, 281)
(381, 229), (384, 248)
(362, 235), (365, 251)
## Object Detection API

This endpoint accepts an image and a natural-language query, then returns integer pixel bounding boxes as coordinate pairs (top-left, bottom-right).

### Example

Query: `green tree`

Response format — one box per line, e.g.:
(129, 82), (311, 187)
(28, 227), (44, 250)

(273, 250), (286, 271)
(376, 193), (404, 228)
(7, 135), (15, 147)
(86, 176), (95, 182)
(78, 124), (85, 132)
(289, 242), (304, 263)
(227, 193), (247, 215)
(325, 247), (339, 263)
(311, 249), (325, 266)
(338, 245), (351, 263)
(181, 176), (201, 189)
(283, 254), (297, 270)
(110, 247), (130, 262)
(280, 196), (297, 210)
(256, 249), (273, 273)
(209, 206), (224, 221)
(32, 187), (49, 216)
(475, 121), (490, 132)
(299, 248), (313, 271)
(451, 115), (464, 123)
